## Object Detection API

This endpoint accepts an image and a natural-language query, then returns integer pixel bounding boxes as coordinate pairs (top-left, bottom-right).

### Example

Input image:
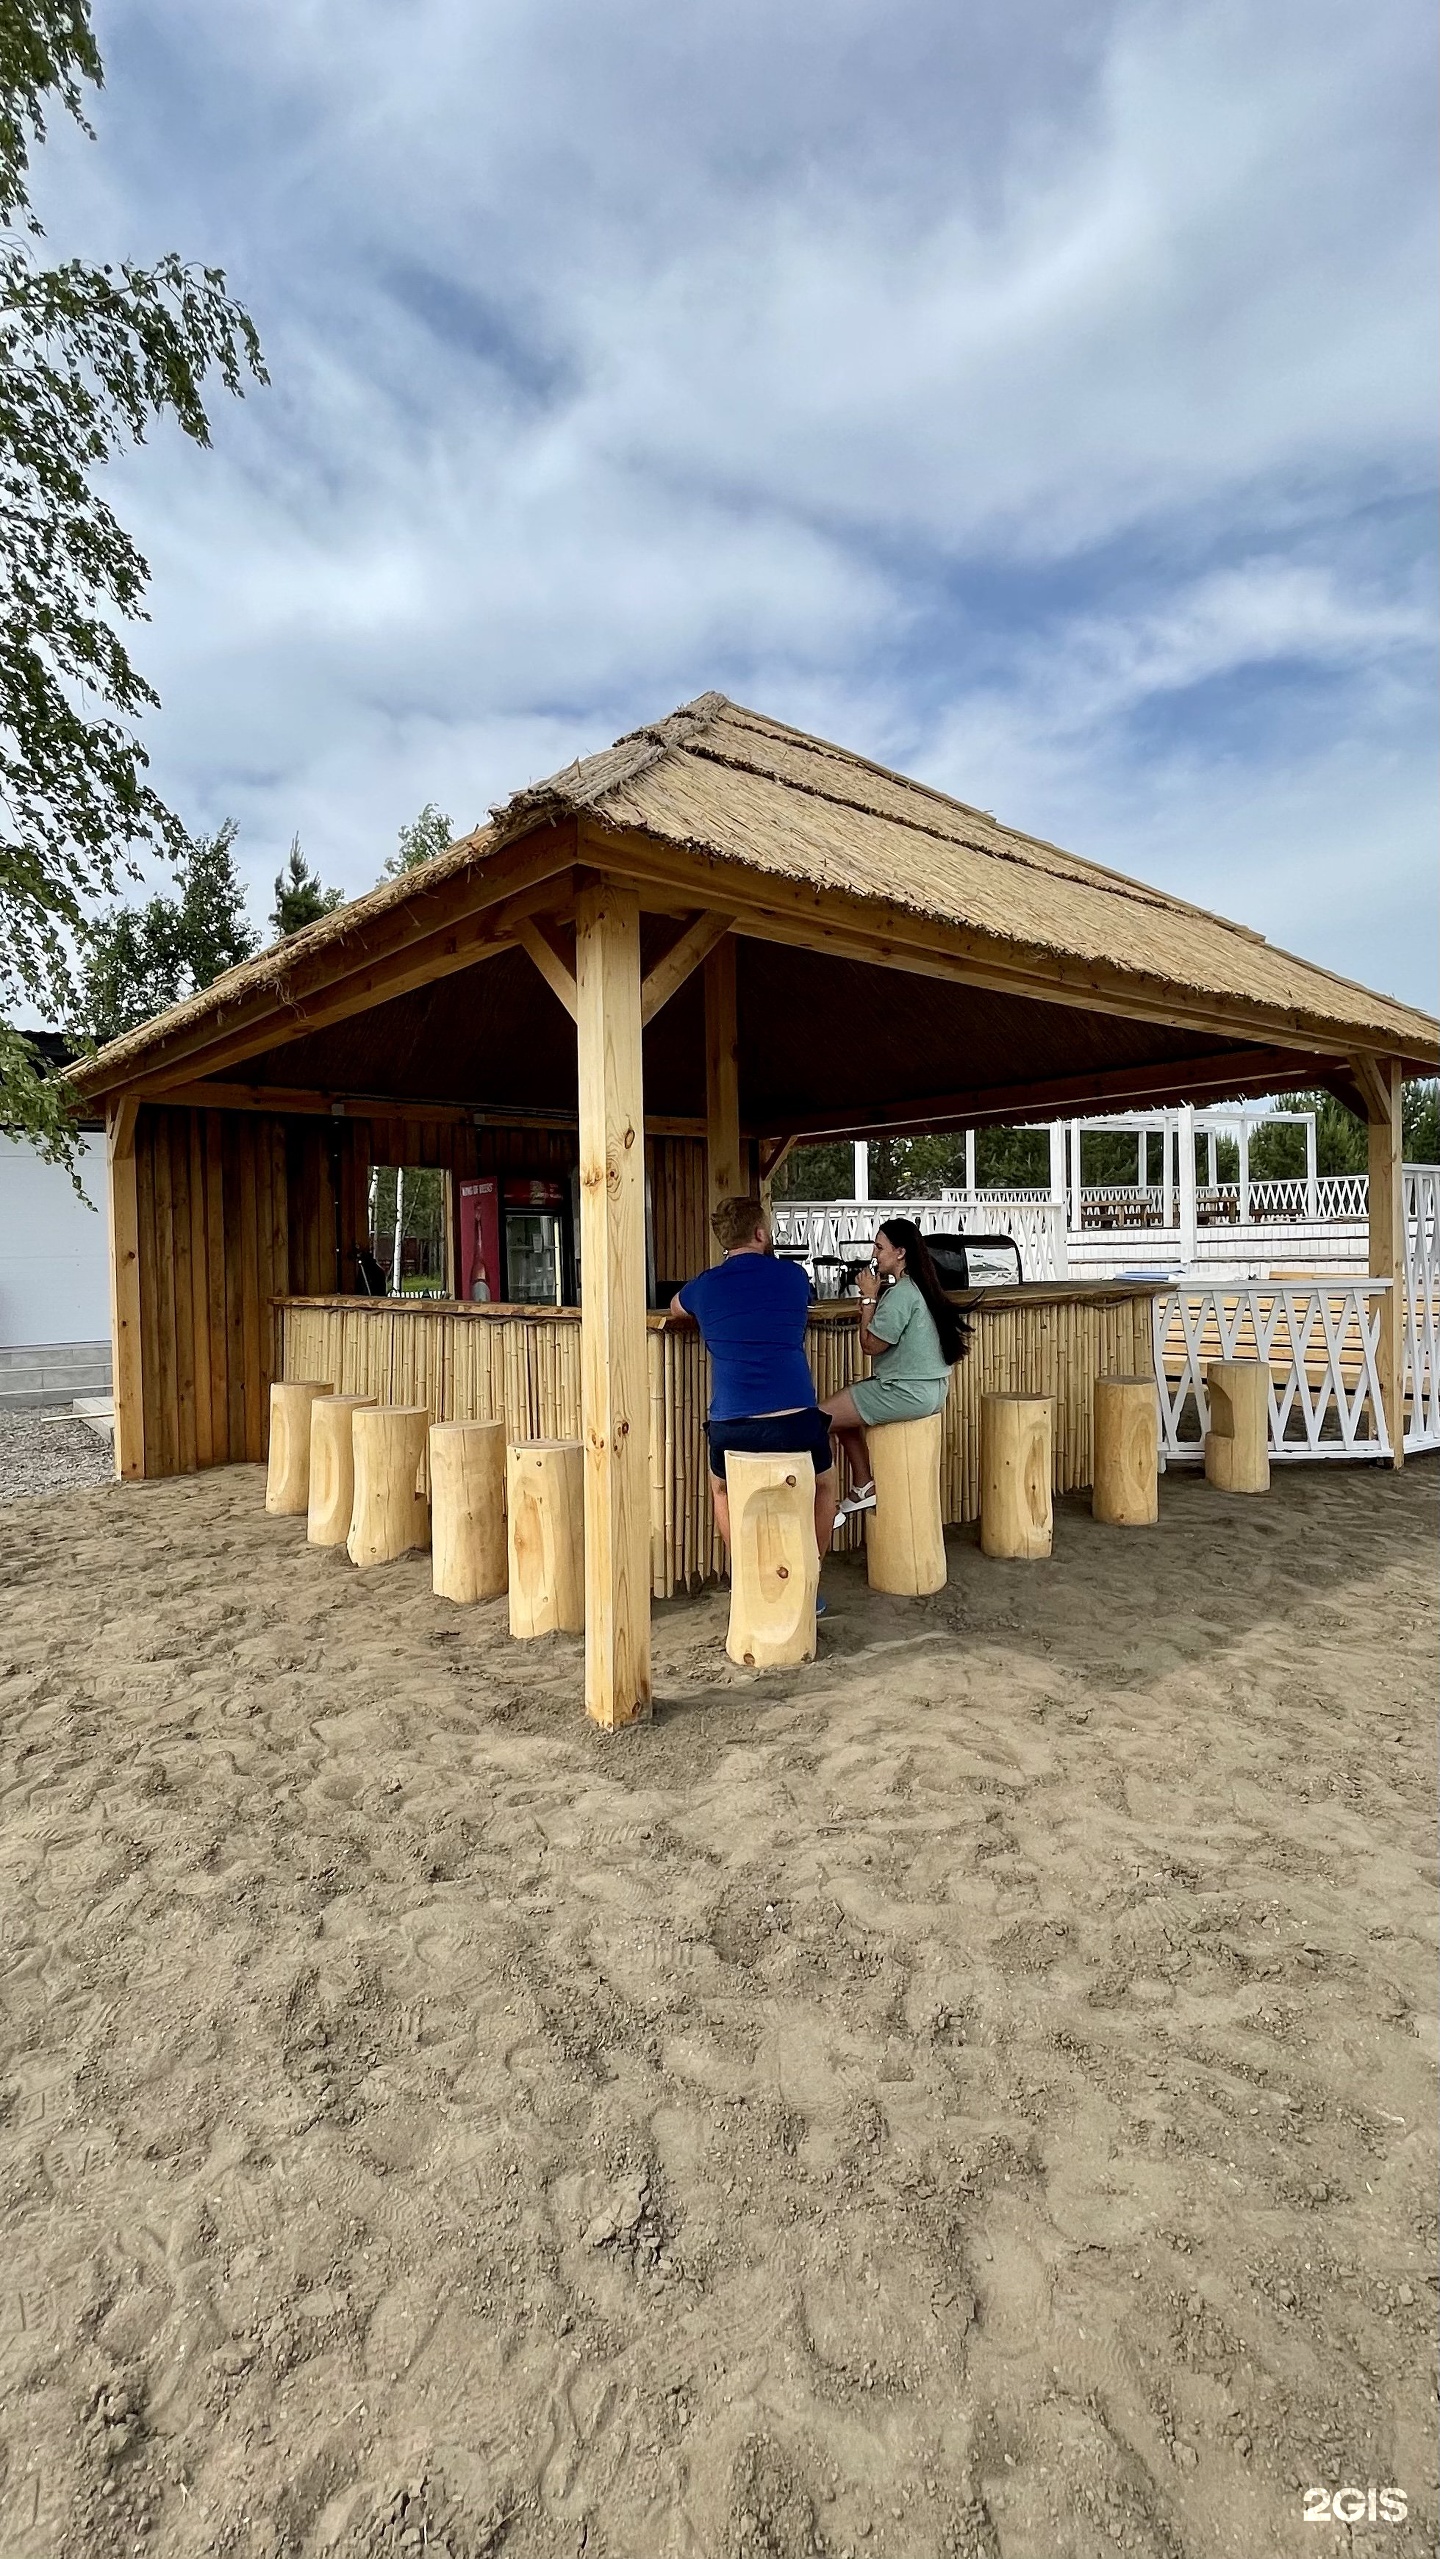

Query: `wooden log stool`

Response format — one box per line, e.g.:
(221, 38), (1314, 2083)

(980, 1393), (1054, 1559)
(1204, 1358), (1270, 1495)
(866, 1411), (947, 1595)
(346, 1404), (431, 1567)
(264, 1379), (335, 1516)
(724, 1449), (819, 1668)
(507, 1440), (584, 1636)
(430, 1418), (507, 1603)
(307, 1395), (376, 1546)
(1092, 1375), (1159, 1526)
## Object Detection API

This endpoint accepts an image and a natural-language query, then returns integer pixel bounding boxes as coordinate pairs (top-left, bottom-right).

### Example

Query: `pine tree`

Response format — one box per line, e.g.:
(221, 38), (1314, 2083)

(270, 837), (343, 938)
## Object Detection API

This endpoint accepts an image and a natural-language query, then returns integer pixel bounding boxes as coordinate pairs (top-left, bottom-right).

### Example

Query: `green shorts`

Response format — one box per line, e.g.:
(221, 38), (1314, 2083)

(850, 1375), (949, 1428)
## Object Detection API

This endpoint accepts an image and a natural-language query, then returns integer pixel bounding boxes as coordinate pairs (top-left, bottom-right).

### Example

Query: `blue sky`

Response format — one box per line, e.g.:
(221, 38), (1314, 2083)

(46, 0), (1439, 1005)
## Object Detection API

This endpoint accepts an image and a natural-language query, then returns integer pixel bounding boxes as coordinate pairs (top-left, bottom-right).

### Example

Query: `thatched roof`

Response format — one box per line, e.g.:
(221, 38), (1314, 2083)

(69, 691), (1436, 1101)
(493, 693), (1436, 1059)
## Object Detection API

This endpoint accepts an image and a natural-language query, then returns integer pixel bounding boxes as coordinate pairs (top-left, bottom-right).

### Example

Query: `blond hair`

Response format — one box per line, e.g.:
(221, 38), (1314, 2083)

(710, 1194), (768, 1255)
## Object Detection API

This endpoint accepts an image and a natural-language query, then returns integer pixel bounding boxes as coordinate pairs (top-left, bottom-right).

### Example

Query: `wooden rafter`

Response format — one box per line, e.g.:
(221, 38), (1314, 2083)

(775, 1046), (1337, 1142)
(640, 911), (734, 1026)
(514, 917), (578, 1020)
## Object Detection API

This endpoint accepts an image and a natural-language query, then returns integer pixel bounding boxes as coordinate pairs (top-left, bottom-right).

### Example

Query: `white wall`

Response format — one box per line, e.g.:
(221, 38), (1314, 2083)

(0, 1134), (111, 1347)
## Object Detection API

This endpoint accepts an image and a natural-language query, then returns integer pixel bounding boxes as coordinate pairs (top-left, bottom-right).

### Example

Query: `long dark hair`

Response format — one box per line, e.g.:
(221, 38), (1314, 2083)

(877, 1218), (971, 1365)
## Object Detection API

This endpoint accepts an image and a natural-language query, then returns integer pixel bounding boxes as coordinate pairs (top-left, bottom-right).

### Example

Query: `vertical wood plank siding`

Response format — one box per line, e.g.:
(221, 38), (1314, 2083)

(275, 1288), (1157, 1595)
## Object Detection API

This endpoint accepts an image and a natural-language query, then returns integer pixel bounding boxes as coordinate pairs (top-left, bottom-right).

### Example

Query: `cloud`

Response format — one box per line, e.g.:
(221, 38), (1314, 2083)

(38, 0), (1436, 1010)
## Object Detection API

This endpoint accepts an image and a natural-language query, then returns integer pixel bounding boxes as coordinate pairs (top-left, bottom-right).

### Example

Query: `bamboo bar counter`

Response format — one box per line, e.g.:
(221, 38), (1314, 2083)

(274, 1280), (1160, 1599)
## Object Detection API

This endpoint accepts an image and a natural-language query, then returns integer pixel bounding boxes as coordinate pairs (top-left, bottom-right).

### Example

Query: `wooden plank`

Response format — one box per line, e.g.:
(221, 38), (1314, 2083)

(237, 1115), (264, 1461)
(134, 1113), (164, 1476)
(703, 935), (741, 1254)
(203, 1112), (230, 1461)
(150, 1110), (182, 1477)
(641, 911), (734, 1026)
(514, 917), (578, 1019)
(1365, 1056), (1405, 1467)
(576, 879), (652, 1727)
(167, 1111), (198, 1474)
(773, 1046), (1341, 1141)
(187, 1112), (214, 1470)
(106, 1102), (145, 1481)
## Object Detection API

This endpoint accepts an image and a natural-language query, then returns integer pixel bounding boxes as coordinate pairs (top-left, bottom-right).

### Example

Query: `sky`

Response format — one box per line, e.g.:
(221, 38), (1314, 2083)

(41, 0), (1439, 1007)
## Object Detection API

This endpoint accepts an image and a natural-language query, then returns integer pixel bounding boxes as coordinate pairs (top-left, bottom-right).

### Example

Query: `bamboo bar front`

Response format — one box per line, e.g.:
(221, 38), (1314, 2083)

(275, 1283), (1159, 1599)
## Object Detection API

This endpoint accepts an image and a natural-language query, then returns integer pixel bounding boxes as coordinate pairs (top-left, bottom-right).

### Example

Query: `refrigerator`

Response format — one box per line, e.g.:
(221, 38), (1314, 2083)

(458, 1176), (573, 1305)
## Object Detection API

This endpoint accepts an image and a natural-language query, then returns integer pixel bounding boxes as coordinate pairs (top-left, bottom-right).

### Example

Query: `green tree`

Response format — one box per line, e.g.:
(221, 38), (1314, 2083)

(382, 801), (453, 879)
(1403, 1080), (1438, 1164)
(76, 817), (256, 1044)
(270, 835), (343, 938)
(0, 0), (265, 1163)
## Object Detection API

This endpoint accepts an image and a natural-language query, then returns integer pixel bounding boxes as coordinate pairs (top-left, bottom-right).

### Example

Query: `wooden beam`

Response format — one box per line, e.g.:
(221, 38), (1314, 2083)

(575, 879), (652, 1729)
(759, 1133), (798, 1182)
(106, 1101), (144, 1481)
(582, 821), (1439, 1070)
(704, 936), (742, 1256)
(775, 1046), (1336, 1142)
(515, 917), (578, 1021)
(1361, 1055), (1405, 1467)
(139, 1079), (704, 1138)
(641, 911), (735, 1026)
(86, 829), (580, 1101)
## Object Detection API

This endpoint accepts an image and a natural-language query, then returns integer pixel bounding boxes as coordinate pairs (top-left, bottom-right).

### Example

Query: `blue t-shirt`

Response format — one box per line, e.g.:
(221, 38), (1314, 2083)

(677, 1254), (817, 1421)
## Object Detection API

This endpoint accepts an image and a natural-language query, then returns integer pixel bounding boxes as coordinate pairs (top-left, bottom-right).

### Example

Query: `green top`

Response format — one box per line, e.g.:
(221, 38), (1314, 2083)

(866, 1274), (950, 1381)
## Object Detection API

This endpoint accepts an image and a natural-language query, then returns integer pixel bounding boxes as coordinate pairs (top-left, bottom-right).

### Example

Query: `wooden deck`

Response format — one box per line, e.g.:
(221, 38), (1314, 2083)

(275, 1282), (1160, 1598)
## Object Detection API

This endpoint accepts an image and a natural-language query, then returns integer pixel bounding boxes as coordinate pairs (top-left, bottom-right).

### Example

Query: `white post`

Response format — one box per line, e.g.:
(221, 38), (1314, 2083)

(1137, 1129), (1146, 1190)
(1207, 1128), (1218, 1188)
(853, 1138), (869, 1204)
(1238, 1119), (1251, 1224)
(964, 1128), (977, 1195)
(1178, 1103), (1197, 1267)
(1305, 1114), (1318, 1219)
(1162, 1114), (1176, 1229)
(390, 1165), (406, 1293)
(1068, 1121), (1083, 1233)
(1049, 1121), (1067, 1205)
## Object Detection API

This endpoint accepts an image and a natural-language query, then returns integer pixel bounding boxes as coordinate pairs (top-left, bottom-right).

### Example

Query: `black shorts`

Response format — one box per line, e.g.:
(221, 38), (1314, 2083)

(707, 1407), (835, 1480)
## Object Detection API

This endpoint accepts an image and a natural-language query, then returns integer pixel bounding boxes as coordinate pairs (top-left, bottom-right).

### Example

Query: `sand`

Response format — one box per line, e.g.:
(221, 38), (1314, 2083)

(0, 1456), (1434, 2559)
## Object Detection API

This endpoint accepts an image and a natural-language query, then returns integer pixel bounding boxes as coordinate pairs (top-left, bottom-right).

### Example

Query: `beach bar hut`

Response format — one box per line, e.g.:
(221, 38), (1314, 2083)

(68, 696), (1438, 1727)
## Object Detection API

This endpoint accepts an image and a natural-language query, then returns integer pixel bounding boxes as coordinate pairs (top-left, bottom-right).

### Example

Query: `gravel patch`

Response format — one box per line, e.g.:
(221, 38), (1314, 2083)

(0, 1408), (116, 1501)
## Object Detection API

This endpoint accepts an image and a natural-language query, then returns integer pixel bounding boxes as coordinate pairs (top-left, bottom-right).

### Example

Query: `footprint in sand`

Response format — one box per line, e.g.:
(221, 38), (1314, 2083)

(970, 2222), (1052, 2355)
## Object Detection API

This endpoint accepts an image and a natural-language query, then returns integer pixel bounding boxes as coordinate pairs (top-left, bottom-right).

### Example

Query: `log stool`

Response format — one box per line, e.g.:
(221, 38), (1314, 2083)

(724, 1449), (819, 1668)
(430, 1418), (507, 1603)
(346, 1404), (431, 1567)
(866, 1411), (946, 1595)
(980, 1393), (1054, 1559)
(307, 1395), (376, 1546)
(264, 1379), (334, 1516)
(1092, 1375), (1159, 1526)
(1204, 1359), (1270, 1494)
(507, 1440), (584, 1636)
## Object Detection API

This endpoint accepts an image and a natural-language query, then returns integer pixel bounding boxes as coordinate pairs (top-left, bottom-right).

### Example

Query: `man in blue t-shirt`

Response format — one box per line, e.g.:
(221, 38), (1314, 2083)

(671, 1193), (838, 1561)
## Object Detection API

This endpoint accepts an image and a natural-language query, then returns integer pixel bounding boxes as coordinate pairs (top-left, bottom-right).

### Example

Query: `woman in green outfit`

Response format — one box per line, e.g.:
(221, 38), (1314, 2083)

(821, 1216), (971, 1517)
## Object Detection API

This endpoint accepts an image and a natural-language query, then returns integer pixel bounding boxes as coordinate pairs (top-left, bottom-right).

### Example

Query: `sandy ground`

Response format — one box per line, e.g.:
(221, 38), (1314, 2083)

(0, 1457), (1434, 2559)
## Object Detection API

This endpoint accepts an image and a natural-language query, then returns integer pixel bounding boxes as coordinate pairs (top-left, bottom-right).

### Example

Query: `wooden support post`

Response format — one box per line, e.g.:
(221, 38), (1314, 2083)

(347, 1404), (430, 1565)
(1092, 1376), (1159, 1525)
(107, 1098), (144, 1481)
(724, 1450), (819, 1667)
(307, 1394), (375, 1546)
(1204, 1359), (1270, 1495)
(575, 880), (652, 1724)
(704, 934), (741, 1252)
(980, 1393), (1054, 1558)
(866, 1413), (947, 1594)
(1356, 1055), (1405, 1466)
(431, 1418), (507, 1602)
(264, 1378), (335, 1515)
(507, 1439), (585, 1636)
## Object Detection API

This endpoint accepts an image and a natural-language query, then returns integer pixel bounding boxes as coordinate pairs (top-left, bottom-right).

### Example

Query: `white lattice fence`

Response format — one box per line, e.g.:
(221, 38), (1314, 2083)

(1153, 1283), (1392, 1464)
(769, 1196), (1067, 1281)
(1404, 1167), (1440, 1453)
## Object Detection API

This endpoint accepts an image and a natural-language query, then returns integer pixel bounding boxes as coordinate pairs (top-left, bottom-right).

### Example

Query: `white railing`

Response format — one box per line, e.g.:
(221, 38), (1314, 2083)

(1153, 1282), (1391, 1464)
(769, 1195), (1069, 1282)
(1404, 1167), (1440, 1453)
